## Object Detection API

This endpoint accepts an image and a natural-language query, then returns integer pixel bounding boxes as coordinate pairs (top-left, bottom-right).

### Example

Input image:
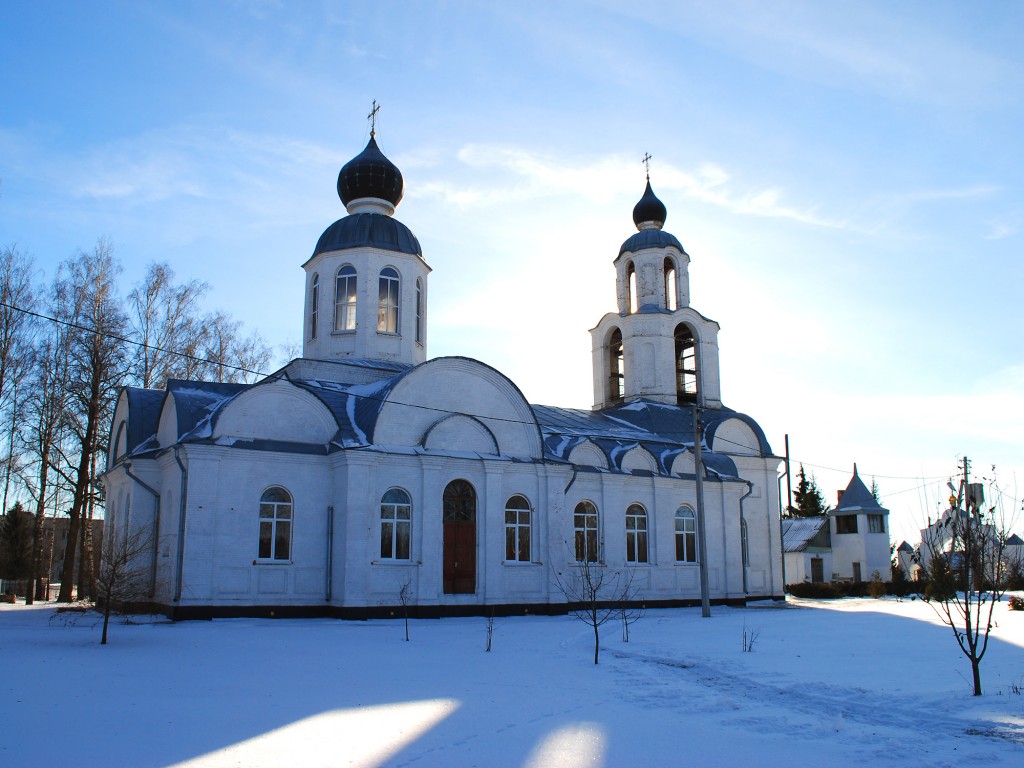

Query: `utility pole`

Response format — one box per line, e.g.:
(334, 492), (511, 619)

(693, 404), (711, 618)
(784, 433), (792, 514)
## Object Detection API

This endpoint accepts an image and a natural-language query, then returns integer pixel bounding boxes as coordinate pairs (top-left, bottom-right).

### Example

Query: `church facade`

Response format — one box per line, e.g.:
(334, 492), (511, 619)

(102, 132), (785, 618)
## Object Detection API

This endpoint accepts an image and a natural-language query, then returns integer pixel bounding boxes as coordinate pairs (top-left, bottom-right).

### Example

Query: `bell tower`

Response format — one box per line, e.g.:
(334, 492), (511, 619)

(590, 168), (722, 410)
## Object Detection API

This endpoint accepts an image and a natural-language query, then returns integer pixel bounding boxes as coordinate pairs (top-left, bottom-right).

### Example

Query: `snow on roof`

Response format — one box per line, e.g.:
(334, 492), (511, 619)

(782, 517), (829, 553)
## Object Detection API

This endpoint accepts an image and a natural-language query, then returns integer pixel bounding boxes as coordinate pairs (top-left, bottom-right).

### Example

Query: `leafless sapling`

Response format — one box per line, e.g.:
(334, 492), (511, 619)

(398, 578), (412, 641)
(96, 525), (151, 645)
(916, 465), (1019, 695)
(555, 544), (637, 664)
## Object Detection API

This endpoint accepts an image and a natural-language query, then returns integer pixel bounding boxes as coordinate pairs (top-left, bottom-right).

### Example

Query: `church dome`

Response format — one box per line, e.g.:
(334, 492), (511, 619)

(618, 229), (685, 256)
(313, 213), (422, 258)
(632, 179), (667, 230)
(337, 136), (404, 208)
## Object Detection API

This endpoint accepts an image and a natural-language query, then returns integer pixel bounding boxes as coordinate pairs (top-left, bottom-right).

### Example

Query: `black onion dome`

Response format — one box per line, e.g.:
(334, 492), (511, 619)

(632, 179), (667, 229)
(313, 213), (422, 258)
(337, 136), (404, 207)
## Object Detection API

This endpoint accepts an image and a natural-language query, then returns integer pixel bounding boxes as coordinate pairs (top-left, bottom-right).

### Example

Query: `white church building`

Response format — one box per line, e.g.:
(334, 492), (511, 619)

(102, 131), (785, 619)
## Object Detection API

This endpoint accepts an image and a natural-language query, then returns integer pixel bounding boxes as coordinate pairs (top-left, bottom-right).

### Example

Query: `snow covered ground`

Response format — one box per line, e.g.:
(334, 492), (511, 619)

(3, 596), (1023, 767)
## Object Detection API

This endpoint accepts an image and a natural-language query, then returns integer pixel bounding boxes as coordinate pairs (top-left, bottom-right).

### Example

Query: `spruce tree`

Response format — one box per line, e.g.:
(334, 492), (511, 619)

(789, 464), (829, 517)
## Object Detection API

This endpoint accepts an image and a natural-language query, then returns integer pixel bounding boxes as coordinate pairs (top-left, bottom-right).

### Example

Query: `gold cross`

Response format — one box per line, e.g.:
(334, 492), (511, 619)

(642, 152), (652, 177)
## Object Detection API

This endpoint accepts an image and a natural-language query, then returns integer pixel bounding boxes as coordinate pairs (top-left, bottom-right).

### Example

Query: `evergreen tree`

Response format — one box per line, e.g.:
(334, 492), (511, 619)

(0, 502), (35, 585)
(788, 464), (829, 517)
(870, 477), (881, 504)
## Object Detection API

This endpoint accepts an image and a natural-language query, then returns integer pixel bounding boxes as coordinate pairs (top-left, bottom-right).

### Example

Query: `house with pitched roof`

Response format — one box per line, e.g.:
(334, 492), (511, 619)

(782, 466), (891, 584)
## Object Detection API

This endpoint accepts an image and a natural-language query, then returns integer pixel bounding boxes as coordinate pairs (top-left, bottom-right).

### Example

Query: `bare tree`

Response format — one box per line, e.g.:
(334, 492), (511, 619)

(22, 331), (73, 604)
(617, 568), (644, 642)
(0, 245), (36, 512)
(554, 547), (637, 664)
(200, 311), (272, 384)
(126, 262), (208, 388)
(398, 579), (412, 641)
(52, 240), (128, 602)
(917, 463), (1019, 695)
(96, 524), (151, 645)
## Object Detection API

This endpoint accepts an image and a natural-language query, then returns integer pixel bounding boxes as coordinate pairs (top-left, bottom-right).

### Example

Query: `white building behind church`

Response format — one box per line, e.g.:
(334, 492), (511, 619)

(103, 131), (785, 618)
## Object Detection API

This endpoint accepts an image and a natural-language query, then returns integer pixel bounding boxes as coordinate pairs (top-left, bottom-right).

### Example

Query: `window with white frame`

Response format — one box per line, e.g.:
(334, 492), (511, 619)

(574, 501), (599, 562)
(380, 488), (412, 560)
(258, 486), (292, 561)
(378, 267), (400, 333)
(675, 505), (696, 563)
(310, 273), (319, 340)
(415, 278), (423, 344)
(625, 503), (648, 563)
(504, 495), (531, 562)
(335, 265), (357, 331)
(868, 514), (885, 533)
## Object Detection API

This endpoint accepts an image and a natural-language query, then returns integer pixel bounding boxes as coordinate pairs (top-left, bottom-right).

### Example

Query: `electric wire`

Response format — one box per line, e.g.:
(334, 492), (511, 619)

(0, 298), (977, 485)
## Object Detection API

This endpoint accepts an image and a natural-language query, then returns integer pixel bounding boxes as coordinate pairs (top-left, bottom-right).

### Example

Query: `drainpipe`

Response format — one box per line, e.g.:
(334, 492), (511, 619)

(738, 480), (754, 596)
(124, 462), (161, 598)
(325, 505), (334, 602)
(173, 447), (189, 604)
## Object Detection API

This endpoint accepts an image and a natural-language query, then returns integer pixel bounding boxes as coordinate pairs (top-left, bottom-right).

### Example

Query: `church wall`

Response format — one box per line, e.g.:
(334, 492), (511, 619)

(732, 456), (784, 597)
(176, 446), (333, 607)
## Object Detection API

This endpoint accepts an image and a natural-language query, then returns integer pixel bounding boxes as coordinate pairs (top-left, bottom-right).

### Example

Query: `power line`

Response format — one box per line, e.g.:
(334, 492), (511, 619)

(0, 300), (269, 381)
(0, 300), (969, 481)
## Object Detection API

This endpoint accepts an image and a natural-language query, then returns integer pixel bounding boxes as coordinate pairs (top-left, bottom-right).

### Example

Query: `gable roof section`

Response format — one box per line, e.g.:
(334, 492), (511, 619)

(782, 517), (830, 552)
(833, 465), (886, 514)
(117, 387), (166, 457)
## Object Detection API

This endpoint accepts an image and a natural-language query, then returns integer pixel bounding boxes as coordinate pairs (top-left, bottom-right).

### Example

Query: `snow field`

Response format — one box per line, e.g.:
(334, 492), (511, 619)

(2, 596), (1023, 767)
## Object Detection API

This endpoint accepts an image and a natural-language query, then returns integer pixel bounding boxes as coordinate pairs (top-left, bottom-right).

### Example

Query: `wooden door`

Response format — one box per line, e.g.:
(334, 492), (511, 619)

(810, 557), (824, 583)
(443, 480), (476, 594)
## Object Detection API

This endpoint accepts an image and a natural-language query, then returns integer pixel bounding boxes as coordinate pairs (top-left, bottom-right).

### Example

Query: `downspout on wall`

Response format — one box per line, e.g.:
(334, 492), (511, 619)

(737, 479), (754, 596)
(123, 462), (161, 598)
(173, 447), (189, 606)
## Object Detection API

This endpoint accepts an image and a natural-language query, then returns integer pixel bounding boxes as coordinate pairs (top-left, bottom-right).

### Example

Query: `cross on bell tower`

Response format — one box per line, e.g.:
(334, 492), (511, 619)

(642, 152), (652, 178)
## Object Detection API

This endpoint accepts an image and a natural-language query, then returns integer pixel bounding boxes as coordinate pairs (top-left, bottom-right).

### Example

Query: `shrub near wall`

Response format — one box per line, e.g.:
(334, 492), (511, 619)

(787, 582), (841, 599)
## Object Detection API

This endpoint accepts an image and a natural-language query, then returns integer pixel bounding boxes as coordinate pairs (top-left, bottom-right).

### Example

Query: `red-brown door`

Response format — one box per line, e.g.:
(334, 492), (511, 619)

(443, 480), (476, 594)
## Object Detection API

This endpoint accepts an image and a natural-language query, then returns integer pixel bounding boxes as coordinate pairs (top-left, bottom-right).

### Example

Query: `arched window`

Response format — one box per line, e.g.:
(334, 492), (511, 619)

(609, 329), (624, 404)
(380, 488), (412, 560)
(574, 501), (600, 563)
(335, 266), (357, 332)
(310, 273), (320, 340)
(259, 486), (293, 561)
(627, 262), (637, 314)
(675, 505), (696, 563)
(378, 267), (400, 333)
(664, 257), (677, 311)
(675, 325), (698, 405)
(504, 495), (531, 562)
(625, 504), (648, 563)
(415, 278), (423, 344)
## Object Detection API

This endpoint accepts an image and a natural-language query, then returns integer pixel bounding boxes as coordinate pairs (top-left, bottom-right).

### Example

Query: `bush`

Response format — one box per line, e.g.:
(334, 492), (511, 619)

(787, 582), (841, 599)
(868, 573), (884, 602)
(1008, 595), (1024, 611)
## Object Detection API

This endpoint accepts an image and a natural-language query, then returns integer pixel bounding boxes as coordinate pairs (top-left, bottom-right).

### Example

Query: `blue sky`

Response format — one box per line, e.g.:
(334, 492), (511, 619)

(2, 1), (1022, 542)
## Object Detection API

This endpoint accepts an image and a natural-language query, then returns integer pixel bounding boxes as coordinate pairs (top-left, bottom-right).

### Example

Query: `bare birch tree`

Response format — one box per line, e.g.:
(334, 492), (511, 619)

(53, 240), (127, 602)
(126, 262), (209, 388)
